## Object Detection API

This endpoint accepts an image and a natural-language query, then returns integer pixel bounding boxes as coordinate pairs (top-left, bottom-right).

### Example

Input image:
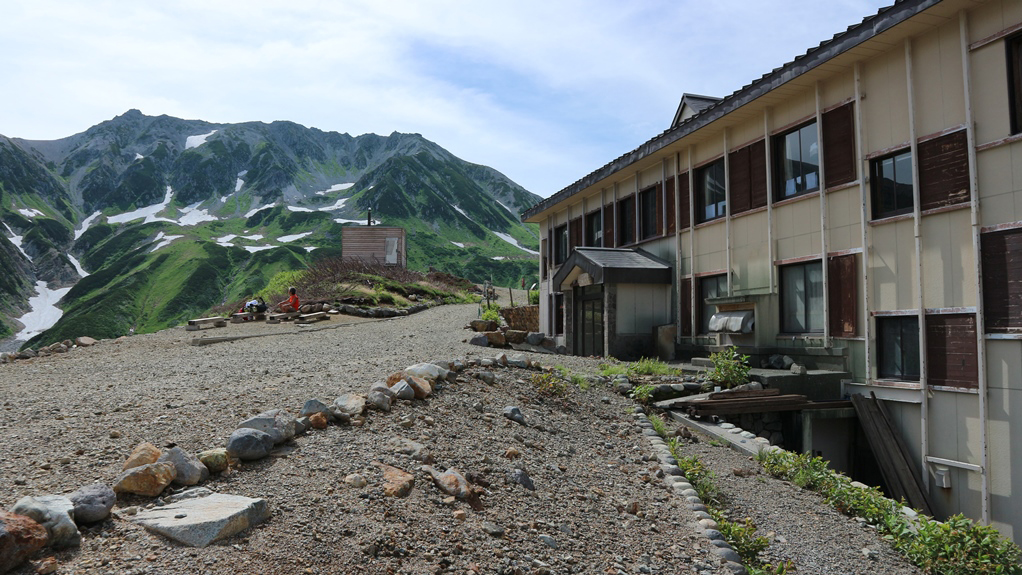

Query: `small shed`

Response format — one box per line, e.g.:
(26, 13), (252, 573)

(341, 226), (406, 267)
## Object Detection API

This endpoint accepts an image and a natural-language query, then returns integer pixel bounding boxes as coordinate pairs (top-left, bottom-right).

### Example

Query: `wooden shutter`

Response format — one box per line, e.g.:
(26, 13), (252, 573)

(655, 182), (664, 236)
(823, 103), (856, 188)
(729, 146), (752, 215)
(604, 202), (615, 247)
(541, 239), (548, 280)
(665, 177), (676, 235)
(569, 217), (582, 251)
(827, 254), (857, 337)
(678, 173), (691, 230)
(680, 277), (692, 336)
(981, 228), (1022, 333)
(918, 130), (969, 211)
(925, 314), (978, 389)
(749, 140), (767, 209)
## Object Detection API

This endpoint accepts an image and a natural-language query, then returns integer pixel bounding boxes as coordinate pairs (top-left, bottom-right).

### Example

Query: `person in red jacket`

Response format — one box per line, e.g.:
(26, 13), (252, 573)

(276, 287), (300, 313)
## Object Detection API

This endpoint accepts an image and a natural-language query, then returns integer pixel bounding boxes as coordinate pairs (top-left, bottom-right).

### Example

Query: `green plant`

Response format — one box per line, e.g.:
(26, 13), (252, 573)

(648, 413), (667, 436)
(673, 454), (720, 505)
(705, 346), (751, 389)
(529, 372), (568, 397)
(570, 373), (589, 391)
(628, 357), (682, 376)
(481, 308), (499, 322)
(631, 384), (656, 404)
(709, 438), (728, 448)
(599, 363), (628, 377)
(711, 512), (770, 564)
(528, 290), (540, 305)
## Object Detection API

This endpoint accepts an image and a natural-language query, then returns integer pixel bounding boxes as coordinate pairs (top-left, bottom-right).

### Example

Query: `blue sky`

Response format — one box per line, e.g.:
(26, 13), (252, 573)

(1, 1), (889, 198)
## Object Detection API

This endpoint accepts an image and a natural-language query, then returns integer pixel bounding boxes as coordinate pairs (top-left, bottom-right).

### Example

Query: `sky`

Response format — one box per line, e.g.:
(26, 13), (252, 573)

(1, 0), (891, 198)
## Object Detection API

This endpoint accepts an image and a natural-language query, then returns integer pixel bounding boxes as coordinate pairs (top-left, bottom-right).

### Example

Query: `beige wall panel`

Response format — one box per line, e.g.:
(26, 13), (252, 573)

(730, 121), (764, 150)
(884, 400), (923, 462)
(693, 142), (723, 166)
(641, 237), (675, 263)
(639, 166), (660, 189)
(616, 284), (671, 335)
(978, 145), (1020, 227)
(912, 21), (966, 137)
(987, 385), (1022, 541)
(679, 231), (692, 275)
(616, 175), (637, 198)
(968, 0), (1011, 40)
(771, 90), (815, 132)
(694, 223), (726, 273)
(732, 244), (770, 294)
(821, 73), (854, 109)
(828, 187), (862, 229)
(862, 51), (910, 153)
(927, 391), (980, 466)
(987, 340), (1022, 392)
(871, 219), (917, 310)
(921, 210), (974, 309)
(971, 44), (1010, 144)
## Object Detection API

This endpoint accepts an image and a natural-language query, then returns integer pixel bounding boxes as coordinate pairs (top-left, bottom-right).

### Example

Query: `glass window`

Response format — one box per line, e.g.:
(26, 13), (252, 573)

(696, 160), (726, 223)
(780, 261), (824, 333)
(639, 187), (658, 240)
(553, 224), (568, 265)
(1009, 32), (1022, 135)
(877, 316), (920, 381)
(774, 122), (819, 200)
(585, 210), (602, 247)
(618, 195), (635, 245)
(699, 274), (727, 334)
(871, 149), (913, 219)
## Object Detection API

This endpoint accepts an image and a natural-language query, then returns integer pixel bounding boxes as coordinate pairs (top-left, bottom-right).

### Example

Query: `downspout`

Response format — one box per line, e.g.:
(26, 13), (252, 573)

(960, 10), (990, 524)
(662, 158), (668, 242)
(689, 148), (697, 338)
(816, 83), (831, 348)
(764, 110), (776, 294)
(854, 62), (872, 384)
(905, 38), (930, 490)
(723, 130), (733, 296)
(675, 153), (684, 342)
(634, 171), (641, 245)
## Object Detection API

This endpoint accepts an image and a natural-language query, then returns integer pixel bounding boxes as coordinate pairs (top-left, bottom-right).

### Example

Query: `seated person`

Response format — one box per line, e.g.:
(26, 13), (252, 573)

(276, 287), (300, 313)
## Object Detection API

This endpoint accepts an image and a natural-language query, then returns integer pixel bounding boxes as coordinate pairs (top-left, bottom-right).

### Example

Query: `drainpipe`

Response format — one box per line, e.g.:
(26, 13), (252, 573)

(960, 10), (990, 524)
(689, 148), (697, 338)
(854, 62), (873, 385)
(634, 170), (641, 245)
(662, 158), (668, 241)
(764, 110), (776, 295)
(723, 130), (733, 296)
(905, 38), (930, 490)
(675, 153), (684, 341)
(816, 83), (831, 349)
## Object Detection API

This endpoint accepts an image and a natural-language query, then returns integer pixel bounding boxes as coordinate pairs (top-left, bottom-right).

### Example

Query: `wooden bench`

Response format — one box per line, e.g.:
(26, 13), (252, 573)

(231, 312), (266, 323)
(266, 311), (300, 324)
(295, 311), (330, 324)
(187, 317), (227, 331)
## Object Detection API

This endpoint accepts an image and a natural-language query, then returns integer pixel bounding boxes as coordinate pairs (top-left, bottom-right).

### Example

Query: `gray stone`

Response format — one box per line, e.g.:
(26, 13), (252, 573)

(366, 389), (392, 412)
(294, 417), (310, 435)
(704, 529), (724, 541)
(782, 355), (795, 369)
(507, 354), (530, 368)
(525, 332), (545, 345)
(69, 484), (116, 524)
(11, 495), (80, 549)
(131, 492), (270, 548)
(712, 546), (742, 563)
(477, 371), (496, 385)
(791, 363), (808, 375)
(403, 362), (449, 382)
(481, 521), (504, 537)
(299, 399), (332, 419)
(333, 394), (367, 417)
(237, 409), (295, 445)
(538, 534), (558, 548)
(390, 379), (415, 401)
(387, 437), (433, 463)
(225, 428), (274, 461)
(507, 468), (535, 491)
(158, 447), (210, 486)
(503, 406), (526, 426)
(469, 333), (490, 347)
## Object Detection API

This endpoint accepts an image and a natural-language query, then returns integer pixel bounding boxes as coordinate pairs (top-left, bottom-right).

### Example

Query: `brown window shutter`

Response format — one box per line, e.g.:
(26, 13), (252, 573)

(541, 239), (548, 280)
(918, 130), (969, 211)
(729, 146), (752, 215)
(981, 228), (1022, 333)
(681, 277), (692, 336)
(604, 202), (615, 247)
(823, 102), (856, 188)
(678, 174), (691, 230)
(655, 182), (664, 236)
(749, 140), (767, 209)
(665, 177), (677, 235)
(569, 217), (582, 251)
(925, 314), (978, 389)
(827, 254), (857, 337)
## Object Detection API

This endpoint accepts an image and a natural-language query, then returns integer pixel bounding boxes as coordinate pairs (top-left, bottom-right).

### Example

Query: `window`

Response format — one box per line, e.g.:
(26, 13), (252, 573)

(871, 149), (913, 219)
(617, 195), (635, 245)
(553, 224), (568, 265)
(827, 254), (857, 337)
(780, 261), (823, 333)
(639, 186), (658, 240)
(982, 228), (1022, 333)
(1009, 32), (1022, 135)
(569, 216), (582, 252)
(585, 210), (602, 247)
(541, 239), (548, 280)
(877, 316), (919, 381)
(699, 274), (727, 334)
(696, 160), (725, 223)
(553, 293), (564, 336)
(774, 121), (819, 200)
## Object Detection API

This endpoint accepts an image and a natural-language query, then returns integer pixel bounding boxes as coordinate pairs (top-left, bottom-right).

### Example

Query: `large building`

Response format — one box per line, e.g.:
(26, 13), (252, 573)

(522, 0), (1022, 541)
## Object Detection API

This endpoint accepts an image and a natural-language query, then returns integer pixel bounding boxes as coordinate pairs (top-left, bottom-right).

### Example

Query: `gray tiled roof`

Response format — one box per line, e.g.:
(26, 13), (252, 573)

(552, 247), (672, 289)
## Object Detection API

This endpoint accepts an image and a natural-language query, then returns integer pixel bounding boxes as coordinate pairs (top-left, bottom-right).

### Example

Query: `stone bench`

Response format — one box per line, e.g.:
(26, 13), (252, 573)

(266, 312), (300, 324)
(296, 311), (330, 324)
(186, 317), (227, 331)
(231, 312), (266, 323)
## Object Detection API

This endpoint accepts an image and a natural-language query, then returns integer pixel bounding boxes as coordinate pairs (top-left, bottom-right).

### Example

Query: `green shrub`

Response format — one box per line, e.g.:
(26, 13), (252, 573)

(630, 384), (656, 404)
(711, 512), (771, 564)
(529, 372), (568, 397)
(481, 307), (499, 322)
(706, 346), (751, 389)
(599, 363), (628, 377)
(528, 290), (540, 305)
(629, 357), (682, 376)
(648, 413), (667, 436)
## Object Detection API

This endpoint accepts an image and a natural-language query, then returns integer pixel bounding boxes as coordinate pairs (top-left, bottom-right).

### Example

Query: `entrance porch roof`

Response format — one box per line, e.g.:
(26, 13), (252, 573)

(552, 247), (672, 291)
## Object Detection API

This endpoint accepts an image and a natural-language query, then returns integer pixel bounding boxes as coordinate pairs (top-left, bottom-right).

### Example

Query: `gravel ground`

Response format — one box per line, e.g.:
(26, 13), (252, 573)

(0, 301), (919, 574)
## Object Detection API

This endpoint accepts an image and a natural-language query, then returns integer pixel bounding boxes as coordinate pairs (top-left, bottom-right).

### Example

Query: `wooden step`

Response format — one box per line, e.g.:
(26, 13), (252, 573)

(186, 317), (227, 331)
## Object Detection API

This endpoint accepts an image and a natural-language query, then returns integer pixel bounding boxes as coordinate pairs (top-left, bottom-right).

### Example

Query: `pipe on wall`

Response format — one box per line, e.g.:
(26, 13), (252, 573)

(816, 82), (832, 349)
(764, 110), (776, 294)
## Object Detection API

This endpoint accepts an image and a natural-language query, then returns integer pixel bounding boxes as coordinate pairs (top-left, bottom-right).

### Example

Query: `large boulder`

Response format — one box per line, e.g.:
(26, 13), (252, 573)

(299, 399), (332, 420)
(402, 376), (432, 399)
(485, 331), (506, 347)
(158, 447), (210, 486)
(237, 409), (295, 445)
(225, 429), (274, 461)
(469, 334), (489, 347)
(366, 389), (392, 412)
(332, 394), (367, 418)
(470, 319), (498, 332)
(504, 330), (528, 345)
(113, 462), (177, 497)
(68, 484), (116, 524)
(402, 363), (449, 382)
(0, 510), (48, 573)
(131, 492), (270, 548)
(390, 379), (415, 401)
(10, 495), (80, 549)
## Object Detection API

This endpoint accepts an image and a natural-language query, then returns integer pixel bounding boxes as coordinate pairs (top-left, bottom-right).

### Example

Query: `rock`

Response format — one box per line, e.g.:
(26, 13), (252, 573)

(195, 448), (230, 474)
(481, 521), (504, 537)
(538, 534), (558, 548)
(344, 474), (367, 488)
(299, 399), (332, 419)
(453, 510), (467, 521)
(525, 332), (545, 345)
(422, 466), (483, 510)
(333, 394), (367, 417)
(403, 376), (432, 399)
(123, 442), (161, 470)
(477, 371), (496, 385)
(374, 462), (414, 497)
(484, 331), (506, 347)
(225, 428), (274, 461)
(294, 417), (310, 435)
(504, 447), (521, 459)
(113, 462), (177, 497)
(68, 484), (115, 524)
(507, 468), (535, 491)
(470, 319), (498, 332)
(388, 437), (434, 463)
(34, 556), (58, 574)
(791, 363), (808, 375)
(507, 354), (530, 368)
(0, 510), (48, 574)
(366, 389), (392, 412)
(503, 406), (527, 426)
(495, 352), (509, 366)
(504, 330), (528, 345)
(469, 334), (490, 347)
(158, 447), (209, 486)
(309, 412), (328, 429)
(237, 409), (295, 445)
(403, 363), (449, 382)
(390, 379), (415, 401)
(10, 496), (80, 549)
(782, 355), (795, 369)
(130, 492), (270, 548)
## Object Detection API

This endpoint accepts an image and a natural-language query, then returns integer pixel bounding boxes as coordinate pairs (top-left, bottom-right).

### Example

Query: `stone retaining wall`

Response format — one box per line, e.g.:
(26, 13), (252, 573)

(499, 305), (539, 332)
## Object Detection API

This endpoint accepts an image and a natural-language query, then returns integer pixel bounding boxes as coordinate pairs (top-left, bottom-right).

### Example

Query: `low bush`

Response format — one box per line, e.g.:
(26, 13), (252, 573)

(529, 372), (568, 397)
(528, 290), (540, 305)
(705, 346), (751, 389)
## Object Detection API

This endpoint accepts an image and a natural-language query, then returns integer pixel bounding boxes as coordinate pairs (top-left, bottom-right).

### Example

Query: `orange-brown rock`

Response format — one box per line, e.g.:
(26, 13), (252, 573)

(123, 442), (161, 470)
(0, 510), (48, 574)
(113, 462), (176, 497)
(404, 376), (432, 399)
(373, 462), (414, 497)
(309, 412), (328, 430)
(423, 466), (483, 511)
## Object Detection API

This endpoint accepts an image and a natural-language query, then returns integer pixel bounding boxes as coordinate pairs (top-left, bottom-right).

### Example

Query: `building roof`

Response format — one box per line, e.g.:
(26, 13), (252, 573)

(671, 93), (722, 128)
(522, 0), (939, 222)
(552, 247), (672, 289)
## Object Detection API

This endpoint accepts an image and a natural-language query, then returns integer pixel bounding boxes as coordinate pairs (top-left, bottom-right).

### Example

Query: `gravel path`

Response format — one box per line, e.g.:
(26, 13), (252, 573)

(0, 303), (919, 574)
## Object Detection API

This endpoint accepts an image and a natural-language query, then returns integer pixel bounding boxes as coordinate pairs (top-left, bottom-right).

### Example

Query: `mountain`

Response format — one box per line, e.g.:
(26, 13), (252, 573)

(0, 110), (542, 347)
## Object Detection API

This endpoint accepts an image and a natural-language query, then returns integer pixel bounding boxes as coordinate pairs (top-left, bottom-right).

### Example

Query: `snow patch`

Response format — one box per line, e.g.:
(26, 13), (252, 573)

(135, 153), (144, 161)
(452, 205), (468, 218)
(450, 241), (465, 248)
(286, 206), (313, 213)
(74, 211), (102, 240)
(3, 223), (31, 261)
(492, 231), (540, 255)
(315, 183), (354, 195)
(241, 234), (263, 241)
(278, 232), (312, 243)
(243, 245), (276, 253)
(176, 203), (218, 226)
(216, 234), (238, 244)
(150, 231), (183, 252)
(67, 254), (88, 278)
(244, 203), (276, 218)
(317, 198), (348, 211)
(185, 130), (217, 149)
(234, 178), (244, 192)
(17, 208), (44, 218)
(334, 218), (366, 225)
(108, 187), (175, 225)
(491, 256), (505, 260)
(14, 281), (72, 342)
(304, 246), (317, 252)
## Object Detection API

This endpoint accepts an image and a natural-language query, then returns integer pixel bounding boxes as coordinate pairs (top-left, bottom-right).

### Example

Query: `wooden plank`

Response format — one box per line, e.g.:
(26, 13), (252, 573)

(296, 312), (330, 324)
(708, 388), (782, 400)
(187, 317), (227, 331)
(231, 312), (266, 323)
(266, 312), (300, 324)
(874, 394), (935, 516)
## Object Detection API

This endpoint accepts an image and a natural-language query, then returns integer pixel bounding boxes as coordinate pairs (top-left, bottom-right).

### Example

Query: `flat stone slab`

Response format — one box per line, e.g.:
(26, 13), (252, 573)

(130, 493), (270, 547)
